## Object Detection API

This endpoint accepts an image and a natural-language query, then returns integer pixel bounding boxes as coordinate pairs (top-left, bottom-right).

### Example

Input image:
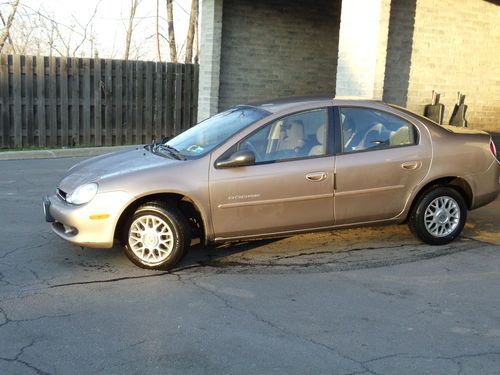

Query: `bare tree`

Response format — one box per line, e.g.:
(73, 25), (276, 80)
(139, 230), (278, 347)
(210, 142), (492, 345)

(184, 0), (198, 63)
(166, 0), (177, 63)
(52, 20), (73, 56)
(193, 9), (199, 64)
(0, 10), (16, 52)
(124, 0), (140, 60)
(0, 0), (20, 53)
(72, 0), (101, 56)
(155, 0), (161, 61)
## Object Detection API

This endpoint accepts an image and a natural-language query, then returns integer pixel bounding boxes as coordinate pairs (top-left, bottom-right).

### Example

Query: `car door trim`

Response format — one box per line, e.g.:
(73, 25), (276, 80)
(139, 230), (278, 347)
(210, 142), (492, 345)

(335, 184), (405, 197)
(217, 192), (334, 209)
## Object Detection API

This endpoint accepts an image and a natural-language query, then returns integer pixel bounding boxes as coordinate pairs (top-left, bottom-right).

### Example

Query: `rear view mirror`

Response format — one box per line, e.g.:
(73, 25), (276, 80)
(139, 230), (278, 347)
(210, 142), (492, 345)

(215, 150), (256, 168)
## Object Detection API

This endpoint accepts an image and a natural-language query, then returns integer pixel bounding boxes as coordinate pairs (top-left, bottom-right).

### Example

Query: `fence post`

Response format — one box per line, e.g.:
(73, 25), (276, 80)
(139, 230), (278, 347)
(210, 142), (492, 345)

(25, 56), (34, 147)
(182, 64), (192, 133)
(135, 61), (144, 144)
(165, 63), (174, 139)
(71, 57), (80, 146)
(154, 62), (163, 140)
(12, 54), (22, 147)
(115, 60), (123, 146)
(173, 63), (183, 136)
(145, 61), (154, 142)
(94, 58), (102, 146)
(48, 57), (57, 147)
(82, 58), (91, 145)
(0, 55), (8, 147)
(60, 57), (69, 147)
(125, 60), (134, 145)
(104, 59), (113, 146)
(36, 56), (46, 148)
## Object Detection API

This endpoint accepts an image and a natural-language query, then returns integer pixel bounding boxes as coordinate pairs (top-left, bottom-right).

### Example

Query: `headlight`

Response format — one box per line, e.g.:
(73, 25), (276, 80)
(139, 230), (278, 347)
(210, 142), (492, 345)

(66, 183), (98, 205)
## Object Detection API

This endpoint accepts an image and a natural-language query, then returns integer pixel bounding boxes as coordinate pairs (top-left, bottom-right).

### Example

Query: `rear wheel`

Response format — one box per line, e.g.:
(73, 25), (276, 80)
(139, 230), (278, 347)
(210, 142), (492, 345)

(123, 202), (191, 270)
(409, 186), (467, 245)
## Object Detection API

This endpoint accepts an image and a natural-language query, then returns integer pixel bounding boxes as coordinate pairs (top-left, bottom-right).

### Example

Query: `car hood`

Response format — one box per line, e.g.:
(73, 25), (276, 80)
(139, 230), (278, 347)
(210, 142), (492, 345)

(58, 147), (176, 193)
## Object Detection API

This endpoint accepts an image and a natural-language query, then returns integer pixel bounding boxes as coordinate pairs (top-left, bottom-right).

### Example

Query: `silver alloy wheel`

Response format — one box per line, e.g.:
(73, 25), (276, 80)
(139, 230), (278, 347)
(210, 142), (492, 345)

(424, 196), (460, 237)
(129, 214), (174, 264)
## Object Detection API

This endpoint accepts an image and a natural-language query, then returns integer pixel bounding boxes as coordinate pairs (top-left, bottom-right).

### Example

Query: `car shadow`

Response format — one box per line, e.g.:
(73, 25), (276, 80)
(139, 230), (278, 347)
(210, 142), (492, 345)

(172, 238), (282, 271)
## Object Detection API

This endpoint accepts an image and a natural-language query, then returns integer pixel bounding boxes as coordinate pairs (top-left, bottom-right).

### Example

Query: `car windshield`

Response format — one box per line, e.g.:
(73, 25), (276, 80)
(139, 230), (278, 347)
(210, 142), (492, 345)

(164, 106), (268, 158)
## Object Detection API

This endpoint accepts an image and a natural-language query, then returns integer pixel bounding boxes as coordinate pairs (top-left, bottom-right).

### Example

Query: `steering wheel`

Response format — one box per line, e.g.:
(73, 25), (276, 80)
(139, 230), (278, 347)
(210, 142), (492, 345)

(242, 141), (262, 161)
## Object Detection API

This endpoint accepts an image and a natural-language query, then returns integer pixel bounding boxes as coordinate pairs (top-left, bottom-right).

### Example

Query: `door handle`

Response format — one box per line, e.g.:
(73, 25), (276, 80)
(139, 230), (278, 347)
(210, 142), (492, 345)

(306, 172), (327, 182)
(401, 161), (421, 170)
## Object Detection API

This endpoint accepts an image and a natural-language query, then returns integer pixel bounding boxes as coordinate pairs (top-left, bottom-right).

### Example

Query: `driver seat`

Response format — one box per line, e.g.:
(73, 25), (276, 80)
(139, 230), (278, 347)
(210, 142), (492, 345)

(279, 122), (305, 151)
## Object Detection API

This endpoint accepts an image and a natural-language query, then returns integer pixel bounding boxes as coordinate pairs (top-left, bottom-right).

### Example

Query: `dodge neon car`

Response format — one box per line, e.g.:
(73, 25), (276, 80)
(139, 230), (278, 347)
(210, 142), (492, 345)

(43, 97), (500, 270)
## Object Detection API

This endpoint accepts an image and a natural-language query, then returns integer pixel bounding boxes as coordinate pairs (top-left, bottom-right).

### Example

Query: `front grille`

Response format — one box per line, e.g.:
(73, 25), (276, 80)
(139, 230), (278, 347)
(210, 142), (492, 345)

(57, 188), (67, 201)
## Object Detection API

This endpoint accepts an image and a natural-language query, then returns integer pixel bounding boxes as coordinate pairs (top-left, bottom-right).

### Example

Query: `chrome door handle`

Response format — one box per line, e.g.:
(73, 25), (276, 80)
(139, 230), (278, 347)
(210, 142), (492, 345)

(402, 161), (421, 170)
(306, 172), (327, 182)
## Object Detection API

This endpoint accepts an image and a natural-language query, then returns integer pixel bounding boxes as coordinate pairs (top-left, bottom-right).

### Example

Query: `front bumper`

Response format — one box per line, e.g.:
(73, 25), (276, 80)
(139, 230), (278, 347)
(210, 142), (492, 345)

(43, 191), (134, 248)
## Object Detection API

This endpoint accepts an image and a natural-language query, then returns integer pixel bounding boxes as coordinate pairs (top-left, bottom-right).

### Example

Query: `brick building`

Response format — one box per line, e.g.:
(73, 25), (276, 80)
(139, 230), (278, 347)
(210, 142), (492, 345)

(197, 0), (500, 133)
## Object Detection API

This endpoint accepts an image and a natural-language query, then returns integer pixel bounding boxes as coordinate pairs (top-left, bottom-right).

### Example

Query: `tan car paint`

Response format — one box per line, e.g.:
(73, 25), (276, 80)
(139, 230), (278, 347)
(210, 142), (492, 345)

(209, 156), (335, 239)
(45, 98), (500, 248)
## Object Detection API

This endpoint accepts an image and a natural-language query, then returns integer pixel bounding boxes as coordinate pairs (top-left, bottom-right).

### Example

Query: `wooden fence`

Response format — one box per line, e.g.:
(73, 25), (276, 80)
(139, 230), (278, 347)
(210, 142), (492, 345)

(0, 54), (199, 148)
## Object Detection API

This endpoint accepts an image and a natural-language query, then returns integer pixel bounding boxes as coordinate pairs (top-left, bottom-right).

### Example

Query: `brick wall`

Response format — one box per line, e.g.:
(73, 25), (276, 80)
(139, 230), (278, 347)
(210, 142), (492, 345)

(218, 0), (341, 111)
(384, 0), (500, 132)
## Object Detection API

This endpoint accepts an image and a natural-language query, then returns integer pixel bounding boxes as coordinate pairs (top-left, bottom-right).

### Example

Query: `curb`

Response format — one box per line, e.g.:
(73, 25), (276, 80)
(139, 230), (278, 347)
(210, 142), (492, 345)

(0, 145), (142, 161)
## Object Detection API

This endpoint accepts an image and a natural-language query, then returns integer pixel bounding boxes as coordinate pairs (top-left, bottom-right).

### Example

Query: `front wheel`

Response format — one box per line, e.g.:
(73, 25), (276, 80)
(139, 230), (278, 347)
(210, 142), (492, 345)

(408, 187), (467, 245)
(123, 203), (191, 270)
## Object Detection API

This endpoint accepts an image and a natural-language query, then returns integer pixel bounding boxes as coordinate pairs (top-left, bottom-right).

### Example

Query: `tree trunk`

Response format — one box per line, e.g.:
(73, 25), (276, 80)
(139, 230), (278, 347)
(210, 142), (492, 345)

(0, 0), (20, 53)
(166, 0), (177, 63)
(124, 0), (138, 61)
(156, 0), (161, 61)
(193, 10), (199, 64)
(184, 0), (198, 63)
(0, 10), (16, 52)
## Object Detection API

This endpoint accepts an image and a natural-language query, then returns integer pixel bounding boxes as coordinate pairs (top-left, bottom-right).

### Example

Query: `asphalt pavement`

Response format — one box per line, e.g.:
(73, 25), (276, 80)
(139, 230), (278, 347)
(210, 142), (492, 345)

(0, 156), (499, 375)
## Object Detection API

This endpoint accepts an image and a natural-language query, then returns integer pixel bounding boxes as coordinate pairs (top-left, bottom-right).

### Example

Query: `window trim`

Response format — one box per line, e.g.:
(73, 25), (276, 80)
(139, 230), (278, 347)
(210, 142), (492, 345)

(336, 106), (420, 155)
(214, 107), (334, 168)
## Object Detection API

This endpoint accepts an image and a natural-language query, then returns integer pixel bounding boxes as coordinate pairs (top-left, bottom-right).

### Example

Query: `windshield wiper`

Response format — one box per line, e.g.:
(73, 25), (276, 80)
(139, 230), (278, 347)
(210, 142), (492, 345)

(156, 144), (186, 160)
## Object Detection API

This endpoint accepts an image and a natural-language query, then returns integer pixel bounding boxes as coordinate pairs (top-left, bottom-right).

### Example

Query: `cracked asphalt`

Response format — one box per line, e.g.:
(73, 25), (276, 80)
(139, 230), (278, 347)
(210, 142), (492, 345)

(1, 156), (499, 375)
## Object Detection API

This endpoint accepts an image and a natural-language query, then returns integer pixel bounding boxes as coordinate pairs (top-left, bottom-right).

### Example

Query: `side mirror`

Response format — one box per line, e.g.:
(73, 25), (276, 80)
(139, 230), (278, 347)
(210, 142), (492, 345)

(215, 150), (256, 168)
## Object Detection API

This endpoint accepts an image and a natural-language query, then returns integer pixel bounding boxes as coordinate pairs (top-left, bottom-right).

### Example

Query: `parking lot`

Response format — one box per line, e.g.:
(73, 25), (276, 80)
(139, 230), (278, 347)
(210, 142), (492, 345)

(1, 156), (499, 374)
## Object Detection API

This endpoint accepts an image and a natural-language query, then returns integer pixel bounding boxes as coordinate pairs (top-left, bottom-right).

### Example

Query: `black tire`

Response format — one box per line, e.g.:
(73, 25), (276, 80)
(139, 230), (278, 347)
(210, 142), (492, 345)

(408, 186), (467, 245)
(123, 202), (191, 270)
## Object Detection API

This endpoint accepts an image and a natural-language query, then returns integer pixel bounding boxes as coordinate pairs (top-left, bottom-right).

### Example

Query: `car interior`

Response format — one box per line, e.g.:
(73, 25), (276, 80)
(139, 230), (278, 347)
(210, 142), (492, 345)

(341, 108), (416, 152)
(240, 109), (328, 162)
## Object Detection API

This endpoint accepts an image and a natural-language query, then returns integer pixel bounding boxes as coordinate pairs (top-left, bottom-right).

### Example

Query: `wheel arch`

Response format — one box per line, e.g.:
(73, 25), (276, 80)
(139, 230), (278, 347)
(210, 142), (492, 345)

(114, 192), (208, 245)
(406, 176), (473, 221)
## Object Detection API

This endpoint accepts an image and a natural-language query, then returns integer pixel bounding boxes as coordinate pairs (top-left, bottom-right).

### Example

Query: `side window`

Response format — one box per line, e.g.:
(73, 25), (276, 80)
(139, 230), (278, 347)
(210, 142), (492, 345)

(239, 109), (329, 163)
(340, 107), (417, 153)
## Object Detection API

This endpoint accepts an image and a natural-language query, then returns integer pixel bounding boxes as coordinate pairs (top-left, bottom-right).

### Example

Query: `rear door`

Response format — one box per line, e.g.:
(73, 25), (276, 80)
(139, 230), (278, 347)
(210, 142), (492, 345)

(209, 108), (336, 240)
(334, 106), (431, 225)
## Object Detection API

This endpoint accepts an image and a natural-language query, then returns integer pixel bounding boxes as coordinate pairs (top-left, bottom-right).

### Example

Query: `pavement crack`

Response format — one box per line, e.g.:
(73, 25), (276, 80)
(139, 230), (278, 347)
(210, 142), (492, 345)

(0, 306), (72, 330)
(275, 244), (408, 261)
(0, 339), (51, 375)
(189, 279), (374, 374)
(0, 240), (54, 260)
(48, 272), (173, 288)
(361, 351), (500, 375)
(46, 264), (202, 289)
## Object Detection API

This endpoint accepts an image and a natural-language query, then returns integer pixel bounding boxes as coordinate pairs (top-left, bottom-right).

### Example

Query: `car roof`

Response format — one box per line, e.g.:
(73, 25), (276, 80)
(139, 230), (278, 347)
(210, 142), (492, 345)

(245, 96), (384, 113)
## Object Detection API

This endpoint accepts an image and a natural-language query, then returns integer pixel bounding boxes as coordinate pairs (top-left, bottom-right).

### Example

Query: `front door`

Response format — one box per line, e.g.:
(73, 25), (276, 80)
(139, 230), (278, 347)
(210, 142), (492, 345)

(209, 108), (335, 239)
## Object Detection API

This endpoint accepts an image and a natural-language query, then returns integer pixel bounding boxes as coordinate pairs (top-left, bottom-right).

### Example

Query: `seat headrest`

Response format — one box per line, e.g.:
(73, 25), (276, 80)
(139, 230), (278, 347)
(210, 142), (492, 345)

(316, 124), (326, 145)
(287, 122), (304, 139)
